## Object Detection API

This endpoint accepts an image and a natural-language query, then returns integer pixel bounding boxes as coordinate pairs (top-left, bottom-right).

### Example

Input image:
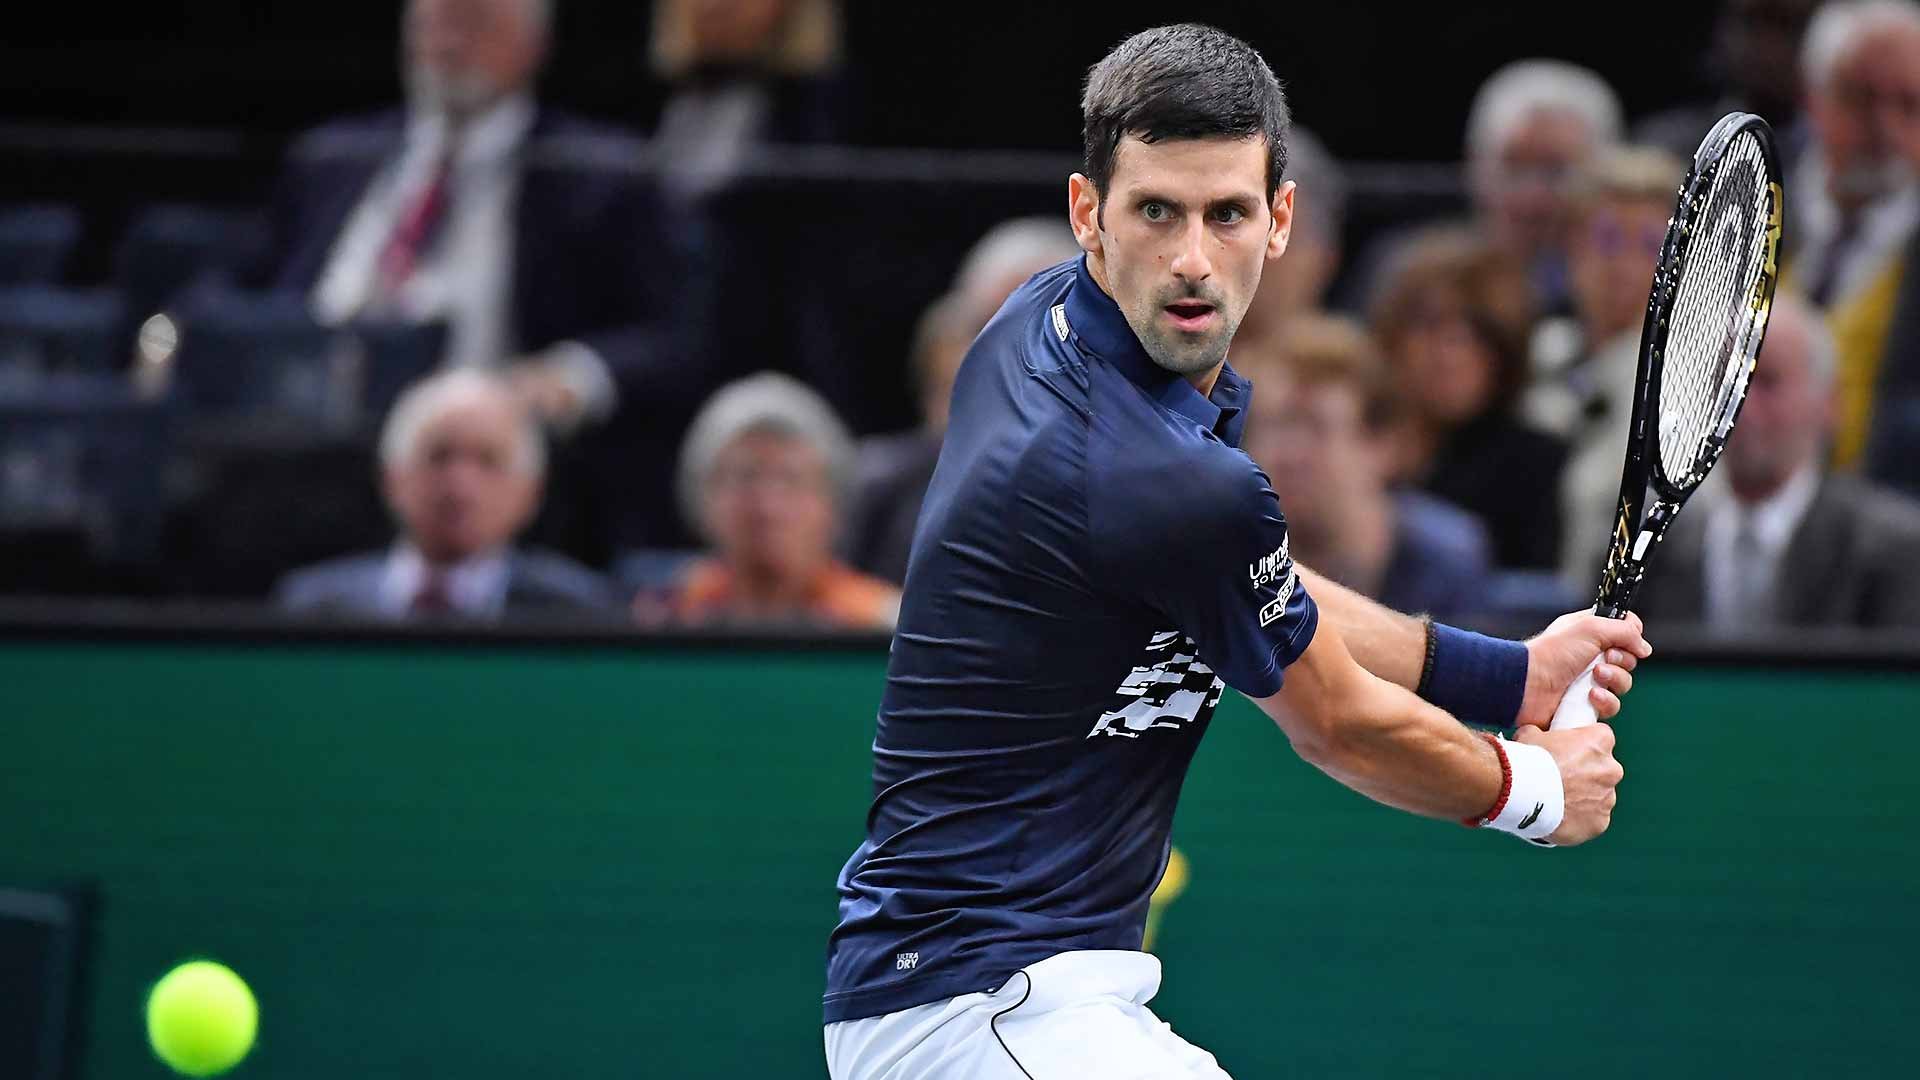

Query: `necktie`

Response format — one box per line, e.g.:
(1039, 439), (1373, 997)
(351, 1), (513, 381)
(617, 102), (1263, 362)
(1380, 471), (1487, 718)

(1804, 210), (1860, 308)
(375, 151), (455, 300)
(1721, 514), (1774, 630)
(410, 569), (453, 616)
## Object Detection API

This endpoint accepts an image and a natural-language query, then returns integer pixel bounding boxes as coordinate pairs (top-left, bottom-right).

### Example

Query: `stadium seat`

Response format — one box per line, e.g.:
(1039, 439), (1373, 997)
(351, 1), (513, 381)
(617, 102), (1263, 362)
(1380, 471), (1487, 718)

(169, 289), (345, 423)
(0, 204), (83, 286)
(0, 885), (92, 1080)
(353, 318), (448, 421)
(115, 203), (266, 318)
(0, 374), (172, 568)
(0, 286), (128, 386)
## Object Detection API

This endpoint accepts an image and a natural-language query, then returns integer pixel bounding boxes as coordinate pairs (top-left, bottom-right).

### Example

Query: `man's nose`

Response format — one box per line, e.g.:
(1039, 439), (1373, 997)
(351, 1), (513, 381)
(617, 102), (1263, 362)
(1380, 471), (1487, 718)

(1170, 220), (1213, 284)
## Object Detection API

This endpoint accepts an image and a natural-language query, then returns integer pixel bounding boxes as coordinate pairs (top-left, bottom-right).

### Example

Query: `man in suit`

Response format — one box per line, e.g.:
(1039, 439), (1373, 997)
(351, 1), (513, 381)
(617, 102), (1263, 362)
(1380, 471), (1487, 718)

(277, 369), (618, 620)
(1637, 290), (1920, 632)
(263, 0), (700, 550)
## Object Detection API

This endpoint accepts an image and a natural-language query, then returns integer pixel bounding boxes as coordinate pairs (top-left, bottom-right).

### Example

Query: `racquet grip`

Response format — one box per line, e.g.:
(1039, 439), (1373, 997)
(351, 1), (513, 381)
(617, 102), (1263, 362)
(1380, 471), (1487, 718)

(1549, 656), (1602, 730)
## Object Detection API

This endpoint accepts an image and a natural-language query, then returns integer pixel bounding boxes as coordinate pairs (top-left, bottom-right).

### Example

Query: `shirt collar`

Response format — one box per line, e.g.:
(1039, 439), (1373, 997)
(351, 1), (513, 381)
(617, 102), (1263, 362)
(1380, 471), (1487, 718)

(382, 542), (513, 617)
(1062, 254), (1249, 444)
(1710, 463), (1821, 554)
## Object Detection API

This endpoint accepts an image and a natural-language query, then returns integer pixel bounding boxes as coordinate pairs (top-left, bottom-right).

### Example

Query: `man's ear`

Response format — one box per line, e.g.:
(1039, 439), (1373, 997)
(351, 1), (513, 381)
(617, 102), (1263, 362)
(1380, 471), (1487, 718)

(1068, 173), (1104, 256)
(1268, 179), (1295, 261)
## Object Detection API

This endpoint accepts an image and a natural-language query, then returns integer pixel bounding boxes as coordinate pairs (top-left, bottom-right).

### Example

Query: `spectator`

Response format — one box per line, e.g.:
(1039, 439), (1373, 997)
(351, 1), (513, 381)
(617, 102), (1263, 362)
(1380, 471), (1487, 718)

(261, 0), (699, 550)
(1369, 227), (1568, 571)
(650, 0), (846, 203)
(1465, 59), (1625, 315)
(1529, 146), (1688, 585)
(1636, 290), (1920, 630)
(1791, 0), (1920, 467)
(844, 218), (1080, 584)
(1236, 125), (1347, 348)
(1634, 0), (1819, 167)
(652, 372), (900, 630)
(276, 369), (618, 620)
(1236, 315), (1494, 620)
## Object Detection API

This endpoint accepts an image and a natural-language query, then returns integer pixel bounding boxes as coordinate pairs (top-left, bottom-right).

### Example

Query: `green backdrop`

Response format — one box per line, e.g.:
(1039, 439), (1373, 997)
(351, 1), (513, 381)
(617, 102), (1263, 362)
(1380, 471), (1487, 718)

(3, 638), (1917, 1078)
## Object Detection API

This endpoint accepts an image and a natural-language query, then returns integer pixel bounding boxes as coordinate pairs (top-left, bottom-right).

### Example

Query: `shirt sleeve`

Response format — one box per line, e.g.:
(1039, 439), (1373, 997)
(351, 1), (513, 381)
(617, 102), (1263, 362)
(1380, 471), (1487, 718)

(1119, 452), (1319, 698)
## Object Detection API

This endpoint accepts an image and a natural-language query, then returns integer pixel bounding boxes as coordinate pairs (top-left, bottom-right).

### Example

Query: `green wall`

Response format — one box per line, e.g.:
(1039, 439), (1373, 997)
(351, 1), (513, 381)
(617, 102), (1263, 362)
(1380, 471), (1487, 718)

(2, 640), (1916, 1078)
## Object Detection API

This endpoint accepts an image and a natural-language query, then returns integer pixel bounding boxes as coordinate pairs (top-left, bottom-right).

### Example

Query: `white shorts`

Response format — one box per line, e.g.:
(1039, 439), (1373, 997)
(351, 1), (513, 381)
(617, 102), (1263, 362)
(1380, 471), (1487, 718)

(824, 950), (1232, 1080)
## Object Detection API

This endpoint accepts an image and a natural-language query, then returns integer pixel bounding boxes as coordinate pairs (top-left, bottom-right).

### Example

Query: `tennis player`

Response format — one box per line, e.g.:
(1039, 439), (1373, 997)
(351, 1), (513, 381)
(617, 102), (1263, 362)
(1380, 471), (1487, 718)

(824, 24), (1651, 1079)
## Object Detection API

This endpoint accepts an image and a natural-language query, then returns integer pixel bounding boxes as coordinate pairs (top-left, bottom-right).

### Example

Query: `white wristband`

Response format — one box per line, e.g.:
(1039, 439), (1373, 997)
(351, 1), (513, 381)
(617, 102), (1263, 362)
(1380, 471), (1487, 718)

(1486, 738), (1564, 845)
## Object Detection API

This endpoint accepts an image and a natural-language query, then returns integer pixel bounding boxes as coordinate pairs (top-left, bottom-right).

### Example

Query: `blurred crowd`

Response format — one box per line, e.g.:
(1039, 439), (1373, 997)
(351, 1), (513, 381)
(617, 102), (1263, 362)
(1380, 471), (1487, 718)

(5, 0), (1920, 636)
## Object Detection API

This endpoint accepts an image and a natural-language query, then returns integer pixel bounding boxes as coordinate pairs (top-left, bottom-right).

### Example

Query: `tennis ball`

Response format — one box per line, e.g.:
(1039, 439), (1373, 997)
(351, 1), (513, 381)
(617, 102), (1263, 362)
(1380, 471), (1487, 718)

(145, 960), (257, 1077)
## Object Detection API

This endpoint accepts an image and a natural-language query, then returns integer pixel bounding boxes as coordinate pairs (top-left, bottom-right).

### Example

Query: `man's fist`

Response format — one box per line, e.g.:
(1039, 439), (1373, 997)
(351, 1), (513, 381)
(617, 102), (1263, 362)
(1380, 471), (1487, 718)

(1519, 610), (1653, 728)
(1513, 723), (1623, 846)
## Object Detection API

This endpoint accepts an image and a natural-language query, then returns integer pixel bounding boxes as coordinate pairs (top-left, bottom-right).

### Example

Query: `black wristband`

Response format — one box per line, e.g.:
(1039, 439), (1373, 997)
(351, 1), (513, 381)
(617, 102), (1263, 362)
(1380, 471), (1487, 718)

(1415, 614), (1438, 698)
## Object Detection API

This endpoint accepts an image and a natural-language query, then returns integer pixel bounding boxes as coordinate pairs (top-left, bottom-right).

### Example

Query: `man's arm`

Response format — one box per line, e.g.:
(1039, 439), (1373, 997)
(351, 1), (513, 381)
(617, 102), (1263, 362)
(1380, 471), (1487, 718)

(1295, 564), (1651, 729)
(1253, 613), (1624, 845)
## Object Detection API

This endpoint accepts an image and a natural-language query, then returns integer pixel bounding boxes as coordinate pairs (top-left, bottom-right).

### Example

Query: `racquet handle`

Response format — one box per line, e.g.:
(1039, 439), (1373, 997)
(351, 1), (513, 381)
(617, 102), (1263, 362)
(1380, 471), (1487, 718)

(1549, 655), (1602, 730)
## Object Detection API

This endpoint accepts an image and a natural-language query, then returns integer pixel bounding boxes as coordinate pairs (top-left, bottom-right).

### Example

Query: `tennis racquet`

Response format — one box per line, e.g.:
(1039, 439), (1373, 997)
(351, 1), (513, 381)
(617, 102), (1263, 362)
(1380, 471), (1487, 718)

(1550, 112), (1785, 730)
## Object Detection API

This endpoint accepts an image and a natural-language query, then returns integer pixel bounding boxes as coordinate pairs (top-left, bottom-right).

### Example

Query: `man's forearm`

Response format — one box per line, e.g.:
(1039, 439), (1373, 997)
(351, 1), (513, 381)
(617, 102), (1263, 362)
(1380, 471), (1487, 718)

(1295, 565), (1424, 689)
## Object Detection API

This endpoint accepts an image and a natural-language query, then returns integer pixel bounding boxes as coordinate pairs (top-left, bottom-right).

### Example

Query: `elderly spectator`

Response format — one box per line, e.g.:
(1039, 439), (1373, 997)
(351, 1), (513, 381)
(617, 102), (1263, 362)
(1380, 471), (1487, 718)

(844, 218), (1081, 584)
(654, 372), (900, 629)
(1636, 290), (1920, 630)
(1236, 125), (1347, 347)
(1237, 315), (1493, 620)
(260, 0), (698, 549)
(1370, 227), (1568, 571)
(1791, 0), (1920, 468)
(1634, 0), (1819, 165)
(1465, 59), (1625, 315)
(1529, 146), (1689, 584)
(276, 370), (617, 619)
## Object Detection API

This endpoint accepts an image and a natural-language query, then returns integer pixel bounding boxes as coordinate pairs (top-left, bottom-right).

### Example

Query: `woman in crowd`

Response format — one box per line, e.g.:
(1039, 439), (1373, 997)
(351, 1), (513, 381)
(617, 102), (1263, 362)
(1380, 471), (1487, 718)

(1368, 227), (1569, 570)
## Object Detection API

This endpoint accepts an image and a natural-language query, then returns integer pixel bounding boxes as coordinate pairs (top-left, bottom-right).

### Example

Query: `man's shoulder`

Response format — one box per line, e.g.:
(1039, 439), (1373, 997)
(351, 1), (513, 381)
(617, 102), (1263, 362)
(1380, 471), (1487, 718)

(286, 110), (406, 166)
(1395, 491), (1494, 566)
(1821, 475), (1920, 550)
(509, 549), (620, 609)
(275, 552), (387, 609)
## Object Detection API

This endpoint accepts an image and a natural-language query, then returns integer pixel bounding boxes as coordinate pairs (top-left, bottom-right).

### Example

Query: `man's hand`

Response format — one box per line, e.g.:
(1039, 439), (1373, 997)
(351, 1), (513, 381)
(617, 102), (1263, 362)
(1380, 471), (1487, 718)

(505, 361), (584, 426)
(1517, 610), (1653, 729)
(1512, 723), (1622, 845)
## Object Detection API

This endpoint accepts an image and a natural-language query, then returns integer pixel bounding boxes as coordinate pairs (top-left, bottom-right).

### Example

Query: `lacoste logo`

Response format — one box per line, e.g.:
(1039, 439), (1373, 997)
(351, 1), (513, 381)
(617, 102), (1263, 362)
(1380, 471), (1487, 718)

(1517, 802), (1545, 830)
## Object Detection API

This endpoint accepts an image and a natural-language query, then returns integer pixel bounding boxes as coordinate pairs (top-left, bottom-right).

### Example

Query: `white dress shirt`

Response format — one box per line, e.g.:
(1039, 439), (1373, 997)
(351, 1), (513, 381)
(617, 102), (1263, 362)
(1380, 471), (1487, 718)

(378, 544), (512, 620)
(1789, 155), (1919, 308)
(1701, 465), (1820, 630)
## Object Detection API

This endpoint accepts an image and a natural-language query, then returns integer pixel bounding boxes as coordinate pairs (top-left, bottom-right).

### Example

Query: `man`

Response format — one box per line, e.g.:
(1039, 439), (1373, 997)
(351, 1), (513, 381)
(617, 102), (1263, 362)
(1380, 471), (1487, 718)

(1788, 0), (1920, 466)
(823, 26), (1650, 1079)
(1464, 59), (1625, 315)
(264, 0), (698, 548)
(276, 369), (617, 620)
(1237, 314), (1493, 620)
(1635, 291), (1920, 630)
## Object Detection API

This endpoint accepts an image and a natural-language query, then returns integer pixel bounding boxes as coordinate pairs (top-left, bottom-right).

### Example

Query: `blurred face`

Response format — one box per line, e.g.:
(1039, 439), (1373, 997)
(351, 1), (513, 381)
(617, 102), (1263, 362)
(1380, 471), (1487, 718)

(1476, 109), (1595, 262)
(1570, 196), (1669, 341)
(703, 430), (837, 584)
(1389, 288), (1500, 427)
(1243, 371), (1387, 538)
(405, 0), (548, 114)
(1069, 135), (1292, 381)
(1807, 23), (1920, 207)
(384, 395), (540, 564)
(685, 0), (790, 61)
(1723, 302), (1831, 495)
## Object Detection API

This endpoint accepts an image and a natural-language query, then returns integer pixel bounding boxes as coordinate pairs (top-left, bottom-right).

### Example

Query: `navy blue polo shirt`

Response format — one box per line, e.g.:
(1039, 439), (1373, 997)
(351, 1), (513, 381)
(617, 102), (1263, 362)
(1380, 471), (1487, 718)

(822, 256), (1320, 1024)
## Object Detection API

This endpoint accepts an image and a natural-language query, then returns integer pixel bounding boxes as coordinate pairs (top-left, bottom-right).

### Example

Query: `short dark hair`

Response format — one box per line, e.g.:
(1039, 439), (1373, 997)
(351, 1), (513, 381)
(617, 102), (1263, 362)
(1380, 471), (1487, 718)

(1081, 24), (1291, 199)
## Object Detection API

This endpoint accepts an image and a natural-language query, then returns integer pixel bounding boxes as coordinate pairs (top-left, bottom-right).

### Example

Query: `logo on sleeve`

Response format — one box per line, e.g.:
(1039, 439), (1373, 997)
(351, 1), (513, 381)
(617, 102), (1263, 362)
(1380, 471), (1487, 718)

(1249, 537), (1297, 626)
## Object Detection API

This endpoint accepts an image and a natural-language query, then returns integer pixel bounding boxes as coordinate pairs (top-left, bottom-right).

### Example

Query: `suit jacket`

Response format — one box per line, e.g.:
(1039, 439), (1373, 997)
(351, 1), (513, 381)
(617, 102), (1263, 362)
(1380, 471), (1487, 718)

(1635, 474), (1920, 630)
(842, 430), (942, 585)
(275, 547), (620, 621)
(262, 106), (709, 551)
(1380, 491), (1495, 621)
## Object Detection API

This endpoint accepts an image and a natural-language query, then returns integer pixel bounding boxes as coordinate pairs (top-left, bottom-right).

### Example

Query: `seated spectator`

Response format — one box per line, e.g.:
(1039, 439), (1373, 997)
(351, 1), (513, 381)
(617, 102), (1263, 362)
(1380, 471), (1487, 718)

(1526, 146), (1687, 583)
(276, 369), (618, 619)
(1237, 315), (1494, 620)
(651, 372), (899, 630)
(260, 0), (698, 550)
(844, 217), (1080, 584)
(1465, 60), (1625, 316)
(1369, 227), (1568, 571)
(1789, 0), (1920, 468)
(1636, 290), (1920, 630)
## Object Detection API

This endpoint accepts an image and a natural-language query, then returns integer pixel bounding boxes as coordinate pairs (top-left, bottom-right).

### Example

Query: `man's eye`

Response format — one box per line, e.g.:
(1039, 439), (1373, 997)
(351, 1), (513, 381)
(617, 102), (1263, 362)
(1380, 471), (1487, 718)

(1142, 202), (1169, 222)
(1214, 207), (1246, 225)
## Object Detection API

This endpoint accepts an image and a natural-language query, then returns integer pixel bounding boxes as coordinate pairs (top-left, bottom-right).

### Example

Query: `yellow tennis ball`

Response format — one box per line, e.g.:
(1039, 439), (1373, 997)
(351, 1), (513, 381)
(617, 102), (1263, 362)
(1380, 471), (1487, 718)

(145, 960), (257, 1077)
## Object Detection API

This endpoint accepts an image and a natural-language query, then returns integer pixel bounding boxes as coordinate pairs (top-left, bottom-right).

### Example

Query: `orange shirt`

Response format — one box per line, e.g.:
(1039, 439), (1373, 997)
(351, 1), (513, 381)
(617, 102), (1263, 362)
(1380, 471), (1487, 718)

(669, 558), (900, 630)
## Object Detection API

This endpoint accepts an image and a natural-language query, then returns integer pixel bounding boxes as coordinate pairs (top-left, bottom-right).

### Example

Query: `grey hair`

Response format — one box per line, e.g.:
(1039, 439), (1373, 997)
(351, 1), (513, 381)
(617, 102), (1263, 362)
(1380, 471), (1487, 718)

(1802, 0), (1920, 91)
(1283, 124), (1347, 241)
(953, 216), (1083, 306)
(677, 371), (855, 532)
(1466, 59), (1624, 161)
(378, 368), (546, 476)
